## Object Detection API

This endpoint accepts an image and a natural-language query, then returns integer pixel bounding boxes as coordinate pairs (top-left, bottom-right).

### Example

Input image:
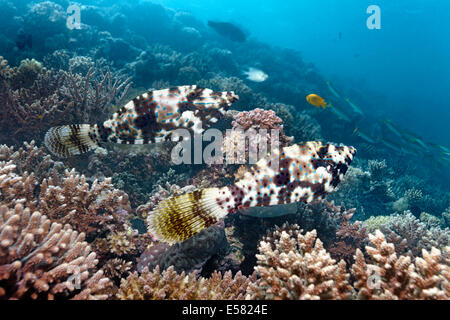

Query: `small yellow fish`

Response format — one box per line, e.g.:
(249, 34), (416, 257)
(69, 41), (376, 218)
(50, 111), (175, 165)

(306, 94), (328, 109)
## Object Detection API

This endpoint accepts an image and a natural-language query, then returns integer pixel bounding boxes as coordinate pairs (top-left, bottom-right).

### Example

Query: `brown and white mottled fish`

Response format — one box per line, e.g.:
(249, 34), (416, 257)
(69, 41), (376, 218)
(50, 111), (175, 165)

(147, 141), (356, 244)
(44, 85), (239, 157)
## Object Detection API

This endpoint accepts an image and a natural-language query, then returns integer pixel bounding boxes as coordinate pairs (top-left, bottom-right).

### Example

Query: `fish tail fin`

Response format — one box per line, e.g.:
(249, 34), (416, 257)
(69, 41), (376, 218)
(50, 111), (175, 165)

(147, 187), (229, 244)
(327, 102), (333, 108)
(44, 124), (103, 157)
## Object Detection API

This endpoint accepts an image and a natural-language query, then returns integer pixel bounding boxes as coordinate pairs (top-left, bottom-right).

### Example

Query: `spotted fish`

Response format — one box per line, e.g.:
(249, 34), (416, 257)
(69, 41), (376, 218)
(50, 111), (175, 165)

(147, 141), (356, 244)
(44, 85), (239, 157)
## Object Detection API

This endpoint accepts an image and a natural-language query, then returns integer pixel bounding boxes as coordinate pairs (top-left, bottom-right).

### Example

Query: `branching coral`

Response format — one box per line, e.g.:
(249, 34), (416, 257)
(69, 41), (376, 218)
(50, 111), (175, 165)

(102, 258), (133, 280)
(369, 211), (450, 257)
(248, 225), (449, 300)
(39, 169), (131, 238)
(0, 141), (65, 183)
(107, 230), (137, 256)
(0, 159), (37, 210)
(247, 225), (352, 300)
(0, 57), (131, 145)
(117, 266), (254, 300)
(0, 204), (111, 300)
(352, 230), (449, 300)
(328, 209), (368, 265)
(1, 142), (132, 242)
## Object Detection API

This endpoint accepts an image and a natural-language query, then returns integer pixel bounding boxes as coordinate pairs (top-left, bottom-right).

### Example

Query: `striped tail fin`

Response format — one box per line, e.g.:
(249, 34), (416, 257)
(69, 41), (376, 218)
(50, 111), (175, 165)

(44, 124), (102, 157)
(147, 188), (230, 244)
(147, 141), (356, 244)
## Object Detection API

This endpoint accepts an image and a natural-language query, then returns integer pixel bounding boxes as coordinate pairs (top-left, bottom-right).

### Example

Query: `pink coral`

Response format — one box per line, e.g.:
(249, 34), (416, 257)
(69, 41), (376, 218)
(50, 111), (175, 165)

(232, 108), (283, 131)
(0, 204), (111, 299)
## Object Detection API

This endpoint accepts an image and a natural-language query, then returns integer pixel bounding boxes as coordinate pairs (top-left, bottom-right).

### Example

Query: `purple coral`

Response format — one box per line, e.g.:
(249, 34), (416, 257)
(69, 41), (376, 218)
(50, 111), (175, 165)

(232, 108), (283, 131)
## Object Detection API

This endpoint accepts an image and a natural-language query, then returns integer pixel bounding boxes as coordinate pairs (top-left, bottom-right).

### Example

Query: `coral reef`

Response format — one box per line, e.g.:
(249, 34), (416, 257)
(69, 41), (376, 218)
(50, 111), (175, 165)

(248, 224), (449, 300)
(0, 56), (131, 145)
(247, 225), (352, 300)
(352, 230), (449, 300)
(0, 0), (449, 301)
(363, 211), (450, 257)
(0, 204), (111, 299)
(39, 169), (131, 238)
(117, 266), (255, 300)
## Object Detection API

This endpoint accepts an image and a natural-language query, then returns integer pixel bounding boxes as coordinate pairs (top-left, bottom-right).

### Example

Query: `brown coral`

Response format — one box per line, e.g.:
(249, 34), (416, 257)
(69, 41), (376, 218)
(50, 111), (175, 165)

(247, 224), (352, 300)
(1, 141), (132, 241)
(117, 266), (254, 300)
(248, 225), (449, 300)
(352, 230), (449, 300)
(0, 204), (111, 300)
(39, 169), (131, 237)
(0, 57), (131, 145)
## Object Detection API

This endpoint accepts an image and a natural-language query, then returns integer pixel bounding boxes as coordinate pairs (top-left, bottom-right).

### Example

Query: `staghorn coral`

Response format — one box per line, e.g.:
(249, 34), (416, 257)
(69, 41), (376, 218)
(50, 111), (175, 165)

(0, 159), (37, 210)
(107, 230), (137, 256)
(39, 169), (131, 238)
(352, 230), (449, 300)
(380, 211), (449, 257)
(247, 225), (352, 300)
(102, 258), (133, 280)
(0, 141), (65, 183)
(0, 204), (111, 300)
(1, 142), (132, 240)
(247, 225), (449, 300)
(0, 57), (131, 145)
(117, 266), (254, 300)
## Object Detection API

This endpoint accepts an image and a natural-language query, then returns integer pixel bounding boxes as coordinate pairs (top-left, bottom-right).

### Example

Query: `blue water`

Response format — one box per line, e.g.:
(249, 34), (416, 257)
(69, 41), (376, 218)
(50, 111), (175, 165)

(155, 0), (450, 147)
